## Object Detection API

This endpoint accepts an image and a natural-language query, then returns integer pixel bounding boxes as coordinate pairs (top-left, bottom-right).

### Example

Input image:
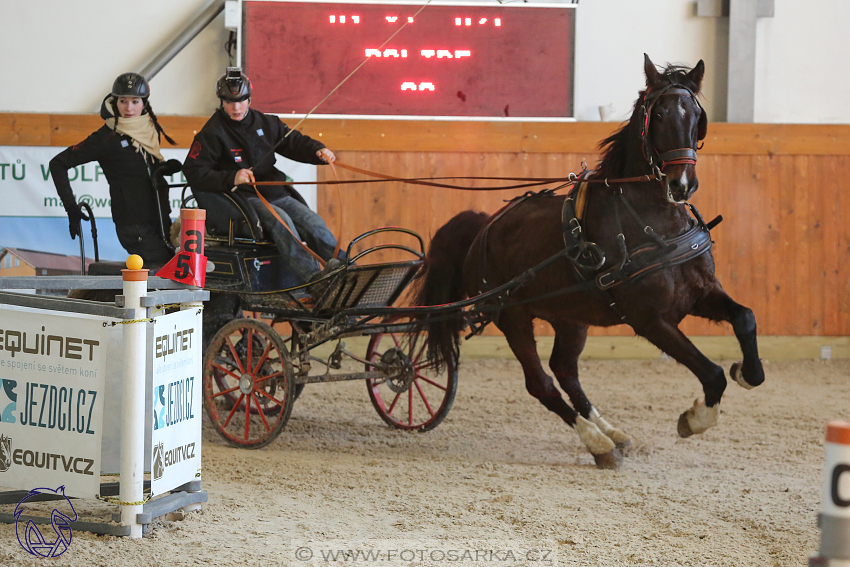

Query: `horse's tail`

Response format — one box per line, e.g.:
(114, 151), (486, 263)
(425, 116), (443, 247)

(411, 210), (490, 373)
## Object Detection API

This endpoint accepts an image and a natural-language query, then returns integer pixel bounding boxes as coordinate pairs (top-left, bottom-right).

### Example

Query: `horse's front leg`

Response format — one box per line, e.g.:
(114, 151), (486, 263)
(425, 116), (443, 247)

(692, 287), (765, 390)
(631, 317), (726, 438)
(549, 321), (632, 452)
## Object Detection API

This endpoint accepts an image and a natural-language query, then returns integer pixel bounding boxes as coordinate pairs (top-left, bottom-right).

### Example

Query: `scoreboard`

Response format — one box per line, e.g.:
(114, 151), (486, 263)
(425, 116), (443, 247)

(242, 1), (576, 118)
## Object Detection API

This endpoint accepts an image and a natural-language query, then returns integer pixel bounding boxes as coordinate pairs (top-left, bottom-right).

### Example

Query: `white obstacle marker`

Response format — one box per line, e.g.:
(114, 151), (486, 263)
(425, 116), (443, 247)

(0, 258), (208, 538)
(811, 421), (850, 566)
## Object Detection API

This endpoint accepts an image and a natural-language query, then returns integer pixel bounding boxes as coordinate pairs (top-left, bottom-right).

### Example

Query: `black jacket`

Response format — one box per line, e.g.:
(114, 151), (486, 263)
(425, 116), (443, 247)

(183, 107), (326, 203)
(49, 127), (168, 227)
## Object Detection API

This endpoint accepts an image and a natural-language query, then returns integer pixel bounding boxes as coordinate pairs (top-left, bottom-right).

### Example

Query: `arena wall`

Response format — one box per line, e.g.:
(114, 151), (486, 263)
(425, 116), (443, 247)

(3, 113), (848, 340)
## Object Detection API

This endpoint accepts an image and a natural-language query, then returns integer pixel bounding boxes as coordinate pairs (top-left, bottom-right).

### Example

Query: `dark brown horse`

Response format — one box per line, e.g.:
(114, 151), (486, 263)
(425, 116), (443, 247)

(412, 55), (765, 469)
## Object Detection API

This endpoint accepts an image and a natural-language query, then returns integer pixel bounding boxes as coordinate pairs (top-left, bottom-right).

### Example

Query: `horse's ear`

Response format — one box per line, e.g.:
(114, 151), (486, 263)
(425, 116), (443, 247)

(688, 60), (705, 91)
(698, 108), (708, 141)
(644, 53), (661, 87)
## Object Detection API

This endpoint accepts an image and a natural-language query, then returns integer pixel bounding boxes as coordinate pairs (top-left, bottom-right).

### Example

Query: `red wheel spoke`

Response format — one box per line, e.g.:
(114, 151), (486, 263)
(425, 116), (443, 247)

(246, 329), (254, 370)
(243, 394), (252, 440)
(224, 336), (247, 374)
(251, 393), (271, 432)
(411, 341), (426, 365)
(212, 362), (242, 381)
(256, 388), (284, 407)
(252, 342), (273, 375)
(414, 379), (435, 417)
(210, 384), (241, 399)
(387, 390), (402, 415)
(253, 370), (284, 385)
(391, 334), (401, 348)
(407, 388), (413, 426)
(414, 373), (447, 391)
(223, 393), (245, 427)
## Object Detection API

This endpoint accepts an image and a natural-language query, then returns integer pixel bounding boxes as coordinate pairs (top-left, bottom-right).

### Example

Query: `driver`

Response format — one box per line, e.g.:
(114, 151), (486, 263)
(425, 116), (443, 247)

(182, 67), (345, 287)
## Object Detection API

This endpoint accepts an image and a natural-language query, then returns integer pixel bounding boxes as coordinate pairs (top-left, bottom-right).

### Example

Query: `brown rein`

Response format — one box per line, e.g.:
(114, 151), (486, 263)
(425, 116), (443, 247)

(246, 161), (665, 192)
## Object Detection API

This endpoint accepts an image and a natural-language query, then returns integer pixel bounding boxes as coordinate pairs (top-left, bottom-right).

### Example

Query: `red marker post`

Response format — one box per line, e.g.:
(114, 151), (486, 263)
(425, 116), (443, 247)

(811, 421), (850, 566)
(157, 209), (207, 287)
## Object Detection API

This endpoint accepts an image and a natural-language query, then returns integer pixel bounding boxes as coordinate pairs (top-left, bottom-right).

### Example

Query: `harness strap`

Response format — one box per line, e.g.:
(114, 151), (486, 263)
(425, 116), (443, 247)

(595, 220), (712, 290)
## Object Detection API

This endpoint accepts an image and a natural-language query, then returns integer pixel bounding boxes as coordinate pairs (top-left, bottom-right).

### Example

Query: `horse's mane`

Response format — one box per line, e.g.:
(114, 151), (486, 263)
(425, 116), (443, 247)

(593, 64), (701, 178)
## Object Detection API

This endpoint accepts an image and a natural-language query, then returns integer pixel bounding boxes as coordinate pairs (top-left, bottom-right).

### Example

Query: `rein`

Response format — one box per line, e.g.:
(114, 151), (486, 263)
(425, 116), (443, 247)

(246, 162), (665, 191)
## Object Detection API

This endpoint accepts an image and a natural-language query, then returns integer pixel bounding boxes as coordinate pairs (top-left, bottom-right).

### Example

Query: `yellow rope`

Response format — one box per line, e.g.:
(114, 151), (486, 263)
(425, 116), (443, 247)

(109, 318), (152, 326)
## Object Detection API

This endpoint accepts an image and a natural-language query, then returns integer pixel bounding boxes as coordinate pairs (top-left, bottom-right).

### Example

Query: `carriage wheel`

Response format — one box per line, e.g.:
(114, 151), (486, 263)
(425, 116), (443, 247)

(203, 318), (296, 448)
(365, 332), (458, 431)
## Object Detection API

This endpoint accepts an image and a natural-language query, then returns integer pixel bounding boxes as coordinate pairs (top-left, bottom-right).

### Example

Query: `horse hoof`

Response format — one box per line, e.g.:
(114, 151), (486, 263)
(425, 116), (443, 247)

(593, 448), (623, 470)
(731, 361), (754, 390)
(677, 411), (694, 438)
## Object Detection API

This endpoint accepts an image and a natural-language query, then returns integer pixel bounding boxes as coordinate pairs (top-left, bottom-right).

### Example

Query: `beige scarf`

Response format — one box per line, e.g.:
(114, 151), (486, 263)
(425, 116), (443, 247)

(103, 96), (164, 161)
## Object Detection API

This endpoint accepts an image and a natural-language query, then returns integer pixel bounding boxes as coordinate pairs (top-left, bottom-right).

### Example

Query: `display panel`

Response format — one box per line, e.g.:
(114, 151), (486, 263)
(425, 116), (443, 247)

(243, 1), (575, 118)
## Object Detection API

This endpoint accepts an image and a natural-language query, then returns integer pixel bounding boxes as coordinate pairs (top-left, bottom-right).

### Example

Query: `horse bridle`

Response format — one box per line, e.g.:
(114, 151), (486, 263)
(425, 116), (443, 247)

(639, 83), (706, 176)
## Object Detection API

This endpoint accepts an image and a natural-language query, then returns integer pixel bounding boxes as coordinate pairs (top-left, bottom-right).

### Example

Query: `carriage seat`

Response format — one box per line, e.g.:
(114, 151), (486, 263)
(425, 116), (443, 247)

(193, 191), (267, 242)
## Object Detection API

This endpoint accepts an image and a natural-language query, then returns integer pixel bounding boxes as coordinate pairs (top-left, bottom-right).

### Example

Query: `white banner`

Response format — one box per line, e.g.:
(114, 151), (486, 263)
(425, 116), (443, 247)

(0, 305), (111, 499)
(0, 146), (189, 218)
(150, 308), (202, 496)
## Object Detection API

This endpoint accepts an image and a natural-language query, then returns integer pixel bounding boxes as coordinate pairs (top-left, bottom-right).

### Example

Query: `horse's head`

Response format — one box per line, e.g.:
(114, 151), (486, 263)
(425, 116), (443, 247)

(640, 54), (706, 203)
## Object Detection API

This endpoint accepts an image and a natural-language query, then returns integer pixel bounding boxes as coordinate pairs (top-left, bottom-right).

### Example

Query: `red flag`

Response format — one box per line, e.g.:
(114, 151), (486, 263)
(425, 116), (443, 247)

(156, 251), (207, 287)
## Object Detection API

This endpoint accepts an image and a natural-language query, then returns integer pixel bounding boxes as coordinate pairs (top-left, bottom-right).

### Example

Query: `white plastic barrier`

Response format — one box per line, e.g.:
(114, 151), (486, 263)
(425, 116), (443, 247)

(811, 421), (850, 566)
(0, 260), (208, 538)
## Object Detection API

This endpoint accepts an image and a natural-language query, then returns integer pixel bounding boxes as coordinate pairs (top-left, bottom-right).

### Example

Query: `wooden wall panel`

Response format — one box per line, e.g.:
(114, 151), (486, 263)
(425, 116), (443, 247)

(1, 112), (848, 337)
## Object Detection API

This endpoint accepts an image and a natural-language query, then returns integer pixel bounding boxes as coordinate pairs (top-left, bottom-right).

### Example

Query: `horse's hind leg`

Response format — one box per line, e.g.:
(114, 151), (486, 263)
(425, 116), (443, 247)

(497, 311), (620, 469)
(631, 317), (727, 438)
(549, 321), (631, 453)
(692, 287), (765, 390)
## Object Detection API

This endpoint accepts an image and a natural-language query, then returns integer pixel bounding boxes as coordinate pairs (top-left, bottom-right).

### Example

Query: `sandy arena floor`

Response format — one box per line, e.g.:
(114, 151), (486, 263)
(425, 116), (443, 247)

(0, 357), (847, 566)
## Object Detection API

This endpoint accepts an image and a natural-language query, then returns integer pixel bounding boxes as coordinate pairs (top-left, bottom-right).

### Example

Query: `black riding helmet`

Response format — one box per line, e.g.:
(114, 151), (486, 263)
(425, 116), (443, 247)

(216, 67), (252, 102)
(112, 72), (150, 99)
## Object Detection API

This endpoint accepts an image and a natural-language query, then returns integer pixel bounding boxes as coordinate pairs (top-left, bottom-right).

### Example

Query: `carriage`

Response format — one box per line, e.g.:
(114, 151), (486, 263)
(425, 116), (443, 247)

(197, 193), (460, 448)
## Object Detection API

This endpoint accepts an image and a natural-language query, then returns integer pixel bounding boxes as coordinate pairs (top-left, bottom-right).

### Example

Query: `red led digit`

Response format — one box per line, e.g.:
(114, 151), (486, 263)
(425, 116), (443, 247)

(400, 82), (435, 91)
(386, 15), (397, 22)
(330, 14), (359, 23)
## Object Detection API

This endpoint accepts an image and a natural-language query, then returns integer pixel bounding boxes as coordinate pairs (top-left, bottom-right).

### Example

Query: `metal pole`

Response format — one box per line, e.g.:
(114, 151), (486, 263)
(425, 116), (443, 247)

(119, 257), (149, 538)
(138, 0), (225, 81)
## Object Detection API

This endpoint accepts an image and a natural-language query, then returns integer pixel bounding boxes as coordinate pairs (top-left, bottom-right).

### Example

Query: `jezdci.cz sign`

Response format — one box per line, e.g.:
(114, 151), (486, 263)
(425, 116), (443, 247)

(0, 306), (108, 499)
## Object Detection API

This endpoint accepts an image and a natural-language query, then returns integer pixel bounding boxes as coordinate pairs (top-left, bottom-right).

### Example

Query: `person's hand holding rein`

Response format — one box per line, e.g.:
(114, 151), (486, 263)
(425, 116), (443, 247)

(317, 148), (336, 163)
(234, 168), (255, 185)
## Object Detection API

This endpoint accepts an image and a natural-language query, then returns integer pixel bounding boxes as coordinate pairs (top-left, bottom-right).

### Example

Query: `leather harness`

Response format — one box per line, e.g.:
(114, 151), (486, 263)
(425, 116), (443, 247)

(561, 176), (720, 322)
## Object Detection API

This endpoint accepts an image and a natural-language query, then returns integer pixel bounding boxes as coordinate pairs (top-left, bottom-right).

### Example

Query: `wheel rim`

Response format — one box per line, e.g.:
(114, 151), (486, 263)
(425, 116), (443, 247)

(203, 319), (295, 448)
(365, 332), (457, 431)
